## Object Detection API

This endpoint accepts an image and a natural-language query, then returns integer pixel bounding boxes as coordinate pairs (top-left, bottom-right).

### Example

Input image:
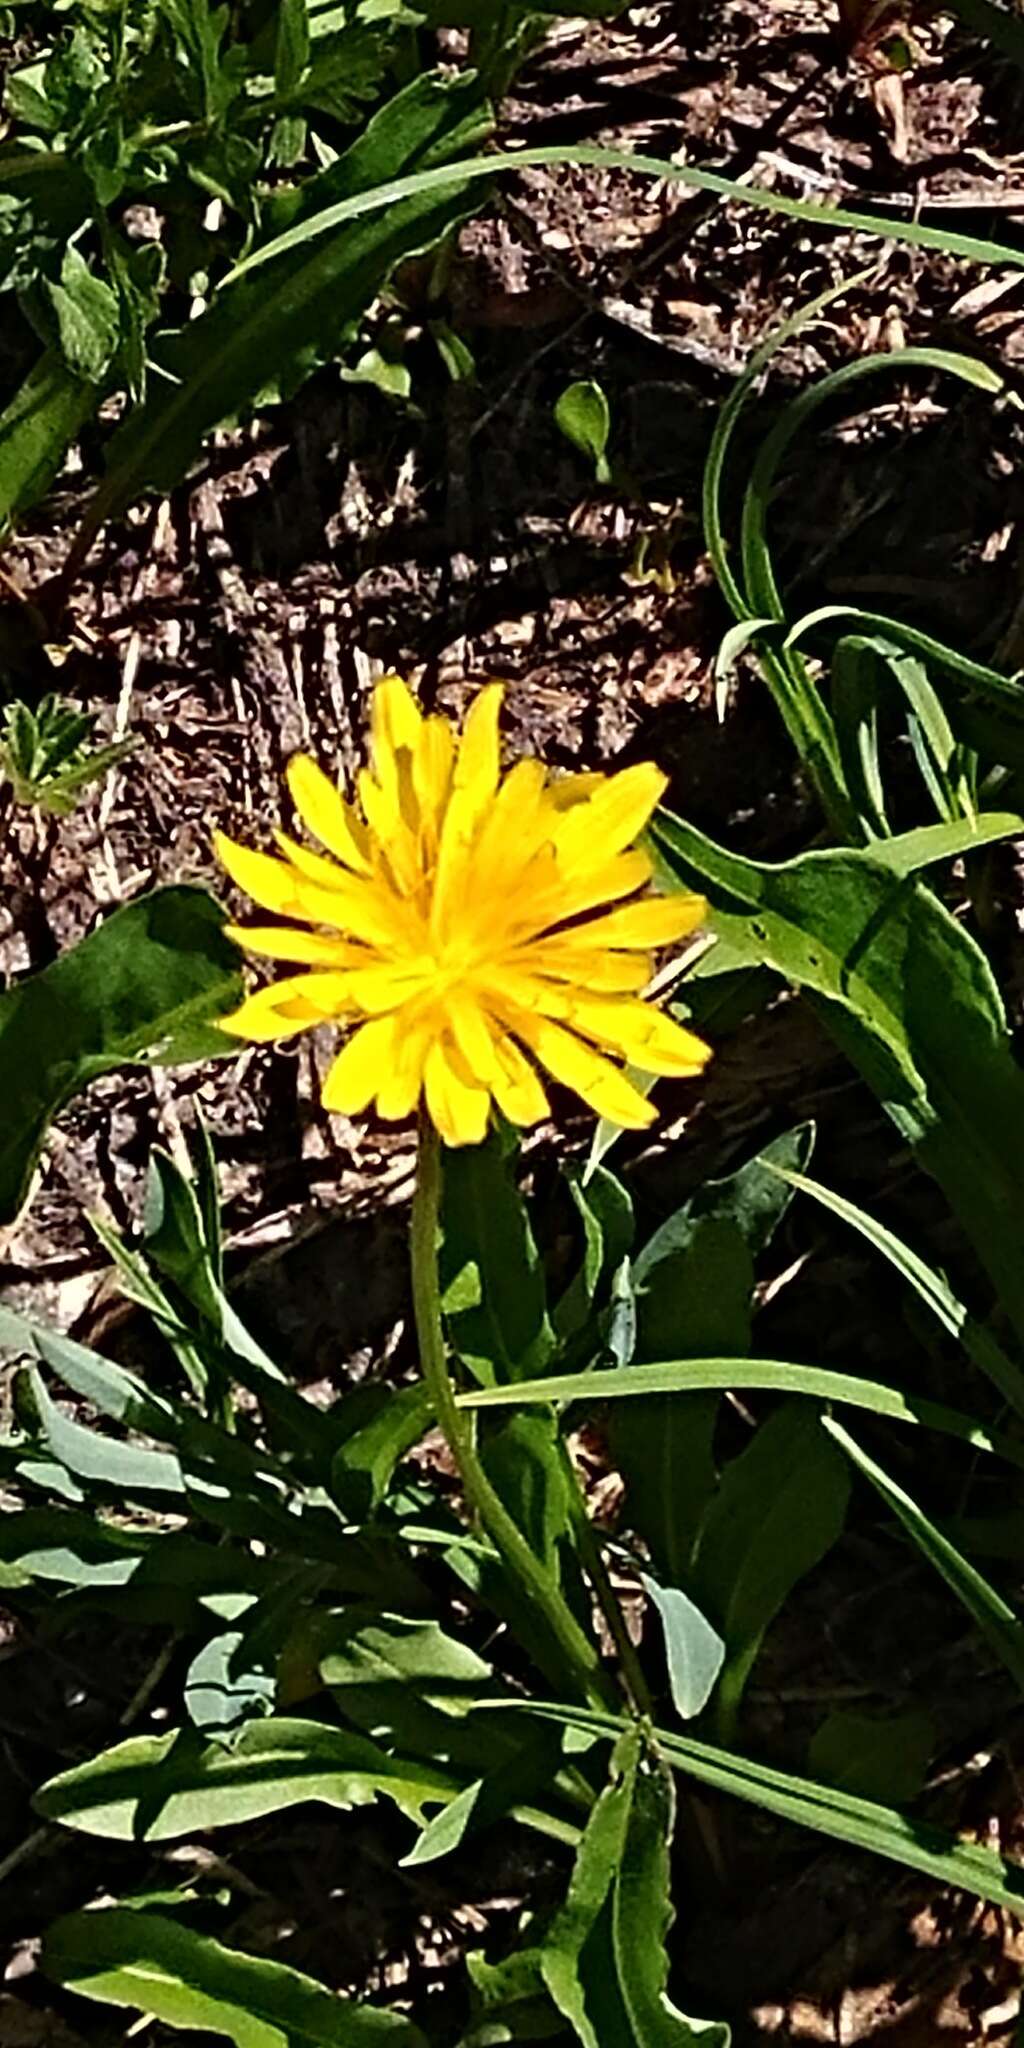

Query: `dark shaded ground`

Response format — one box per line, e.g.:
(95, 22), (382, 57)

(6, 0), (1024, 2040)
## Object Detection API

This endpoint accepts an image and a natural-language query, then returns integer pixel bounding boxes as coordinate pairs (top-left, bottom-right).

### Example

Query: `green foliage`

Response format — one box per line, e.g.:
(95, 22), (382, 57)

(808, 1709), (935, 1807)
(13, 28), (1024, 2037)
(0, 693), (133, 813)
(555, 378), (612, 484)
(43, 1909), (425, 2047)
(652, 809), (1024, 1359)
(0, 887), (241, 1224)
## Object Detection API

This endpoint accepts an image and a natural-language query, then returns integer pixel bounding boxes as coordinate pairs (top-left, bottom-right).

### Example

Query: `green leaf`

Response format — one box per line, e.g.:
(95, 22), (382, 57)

(342, 344), (412, 399)
(525, 1701), (1024, 1917)
(693, 1402), (850, 1734)
(183, 1619), (276, 1735)
(34, 1718), (455, 1839)
(401, 1777), (482, 1868)
(612, 1219), (748, 1587)
(773, 1164), (1024, 1417)
(441, 1127), (555, 1384)
(0, 886), (240, 1224)
(635, 1122), (815, 1284)
(552, 1161), (633, 1346)
(808, 1708), (935, 1806)
(45, 246), (120, 383)
(330, 1382), (433, 1519)
(528, 1730), (728, 2047)
(612, 1750), (729, 2045)
(0, 1506), (150, 1588)
(652, 809), (1024, 1365)
(825, 1419), (1024, 1695)
(642, 1576), (725, 1723)
(613, 1127), (812, 1587)
(458, 1356), (1024, 1474)
(77, 72), (493, 548)
(554, 379), (611, 483)
(275, 0), (311, 95)
(42, 1909), (425, 2046)
(24, 1366), (186, 1497)
(0, 350), (94, 532)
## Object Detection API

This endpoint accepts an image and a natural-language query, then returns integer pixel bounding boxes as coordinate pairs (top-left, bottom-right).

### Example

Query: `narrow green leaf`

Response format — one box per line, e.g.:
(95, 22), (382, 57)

(42, 1909), (425, 2046)
(226, 144), (1024, 287)
(824, 1419), (1024, 1695)
(771, 1164), (1024, 1415)
(520, 1702), (1024, 1917)
(458, 1355), (1024, 1471)
(0, 350), (94, 530)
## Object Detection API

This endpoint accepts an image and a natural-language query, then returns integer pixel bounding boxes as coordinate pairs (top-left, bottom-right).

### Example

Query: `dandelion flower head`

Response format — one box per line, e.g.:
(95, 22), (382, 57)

(215, 678), (710, 1146)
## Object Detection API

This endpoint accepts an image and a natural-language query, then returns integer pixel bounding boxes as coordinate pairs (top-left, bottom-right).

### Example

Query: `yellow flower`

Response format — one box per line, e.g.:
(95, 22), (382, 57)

(214, 678), (710, 1147)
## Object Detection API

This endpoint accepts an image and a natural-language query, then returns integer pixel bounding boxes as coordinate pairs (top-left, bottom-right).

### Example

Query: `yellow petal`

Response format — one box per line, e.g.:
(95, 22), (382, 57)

(376, 1012), (435, 1121)
(423, 1037), (491, 1147)
(412, 715), (455, 849)
(555, 763), (667, 869)
(219, 976), (340, 1043)
(528, 849), (654, 932)
(322, 1014), (400, 1115)
(273, 828), (352, 892)
(372, 675), (423, 766)
(430, 786), (479, 946)
(357, 768), (423, 897)
(511, 1013), (656, 1129)
(566, 995), (711, 1077)
(215, 832), (302, 917)
(286, 755), (371, 873)
(446, 992), (498, 1087)
(454, 683), (503, 808)
(346, 962), (433, 1014)
(571, 894), (707, 951)
(225, 925), (367, 967)
(470, 758), (550, 898)
(517, 943), (649, 993)
(490, 1033), (549, 1128)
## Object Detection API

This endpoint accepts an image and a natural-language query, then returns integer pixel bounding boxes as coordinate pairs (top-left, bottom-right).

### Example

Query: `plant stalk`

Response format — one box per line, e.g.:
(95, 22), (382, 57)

(411, 1118), (614, 1711)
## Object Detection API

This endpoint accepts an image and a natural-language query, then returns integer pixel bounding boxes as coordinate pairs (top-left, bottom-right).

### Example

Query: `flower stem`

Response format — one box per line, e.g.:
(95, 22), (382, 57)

(411, 1120), (614, 1711)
